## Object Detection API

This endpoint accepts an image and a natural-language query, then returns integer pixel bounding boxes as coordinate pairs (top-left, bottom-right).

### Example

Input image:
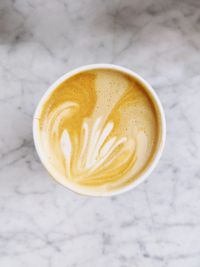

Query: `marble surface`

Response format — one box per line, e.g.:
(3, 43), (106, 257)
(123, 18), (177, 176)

(0, 0), (200, 266)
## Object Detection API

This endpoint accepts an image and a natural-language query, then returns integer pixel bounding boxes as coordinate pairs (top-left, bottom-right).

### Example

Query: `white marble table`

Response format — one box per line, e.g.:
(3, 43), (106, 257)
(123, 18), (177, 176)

(0, 0), (200, 266)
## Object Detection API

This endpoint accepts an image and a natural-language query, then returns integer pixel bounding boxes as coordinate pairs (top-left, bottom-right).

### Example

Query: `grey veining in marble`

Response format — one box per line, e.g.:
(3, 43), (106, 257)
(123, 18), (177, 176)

(0, 0), (200, 266)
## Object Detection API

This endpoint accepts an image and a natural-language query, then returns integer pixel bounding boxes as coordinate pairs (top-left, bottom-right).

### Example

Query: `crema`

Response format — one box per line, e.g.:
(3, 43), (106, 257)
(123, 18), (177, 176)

(36, 69), (161, 194)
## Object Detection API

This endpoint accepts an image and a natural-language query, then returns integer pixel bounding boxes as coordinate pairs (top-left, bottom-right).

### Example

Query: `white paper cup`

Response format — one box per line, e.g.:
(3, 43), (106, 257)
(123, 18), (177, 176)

(33, 64), (166, 197)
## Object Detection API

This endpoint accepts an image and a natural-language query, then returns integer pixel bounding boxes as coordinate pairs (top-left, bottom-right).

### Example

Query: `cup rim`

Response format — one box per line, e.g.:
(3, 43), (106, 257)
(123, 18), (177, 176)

(33, 64), (166, 197)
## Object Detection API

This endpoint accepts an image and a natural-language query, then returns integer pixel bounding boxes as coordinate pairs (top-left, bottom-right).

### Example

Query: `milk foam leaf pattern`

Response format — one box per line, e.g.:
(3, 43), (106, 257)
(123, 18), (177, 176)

(60, 116), (136, 184)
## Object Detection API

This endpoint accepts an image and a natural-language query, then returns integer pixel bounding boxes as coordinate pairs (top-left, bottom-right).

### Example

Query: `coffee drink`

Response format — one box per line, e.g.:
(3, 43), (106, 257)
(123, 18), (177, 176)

(35, 68), (162, 195)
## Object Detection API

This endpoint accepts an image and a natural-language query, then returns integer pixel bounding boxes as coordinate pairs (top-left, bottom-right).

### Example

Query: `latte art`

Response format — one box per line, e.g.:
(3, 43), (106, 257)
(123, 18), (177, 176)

(60, 116), (136, 185)
(36, 69), (160, 194)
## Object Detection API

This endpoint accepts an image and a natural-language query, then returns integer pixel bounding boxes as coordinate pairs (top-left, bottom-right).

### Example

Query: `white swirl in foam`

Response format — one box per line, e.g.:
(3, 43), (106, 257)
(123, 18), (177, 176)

(59, 115), (135, 183)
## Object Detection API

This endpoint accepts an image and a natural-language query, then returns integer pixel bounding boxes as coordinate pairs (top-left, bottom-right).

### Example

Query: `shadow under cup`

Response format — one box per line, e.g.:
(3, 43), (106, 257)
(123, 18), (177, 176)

(33, 64), (166, 197)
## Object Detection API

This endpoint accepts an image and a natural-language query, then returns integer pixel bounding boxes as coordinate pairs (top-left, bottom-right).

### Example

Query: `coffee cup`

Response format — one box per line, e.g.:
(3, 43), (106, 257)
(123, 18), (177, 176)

(33, 64), (166, 196)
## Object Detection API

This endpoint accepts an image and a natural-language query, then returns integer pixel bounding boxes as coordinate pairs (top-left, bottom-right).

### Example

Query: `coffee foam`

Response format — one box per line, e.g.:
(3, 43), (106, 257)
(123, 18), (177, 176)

(36, 69), (161, 194)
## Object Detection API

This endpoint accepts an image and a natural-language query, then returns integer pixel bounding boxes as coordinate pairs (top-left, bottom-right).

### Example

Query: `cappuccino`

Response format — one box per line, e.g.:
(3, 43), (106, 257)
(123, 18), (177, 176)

(35, 68), (162, 195)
